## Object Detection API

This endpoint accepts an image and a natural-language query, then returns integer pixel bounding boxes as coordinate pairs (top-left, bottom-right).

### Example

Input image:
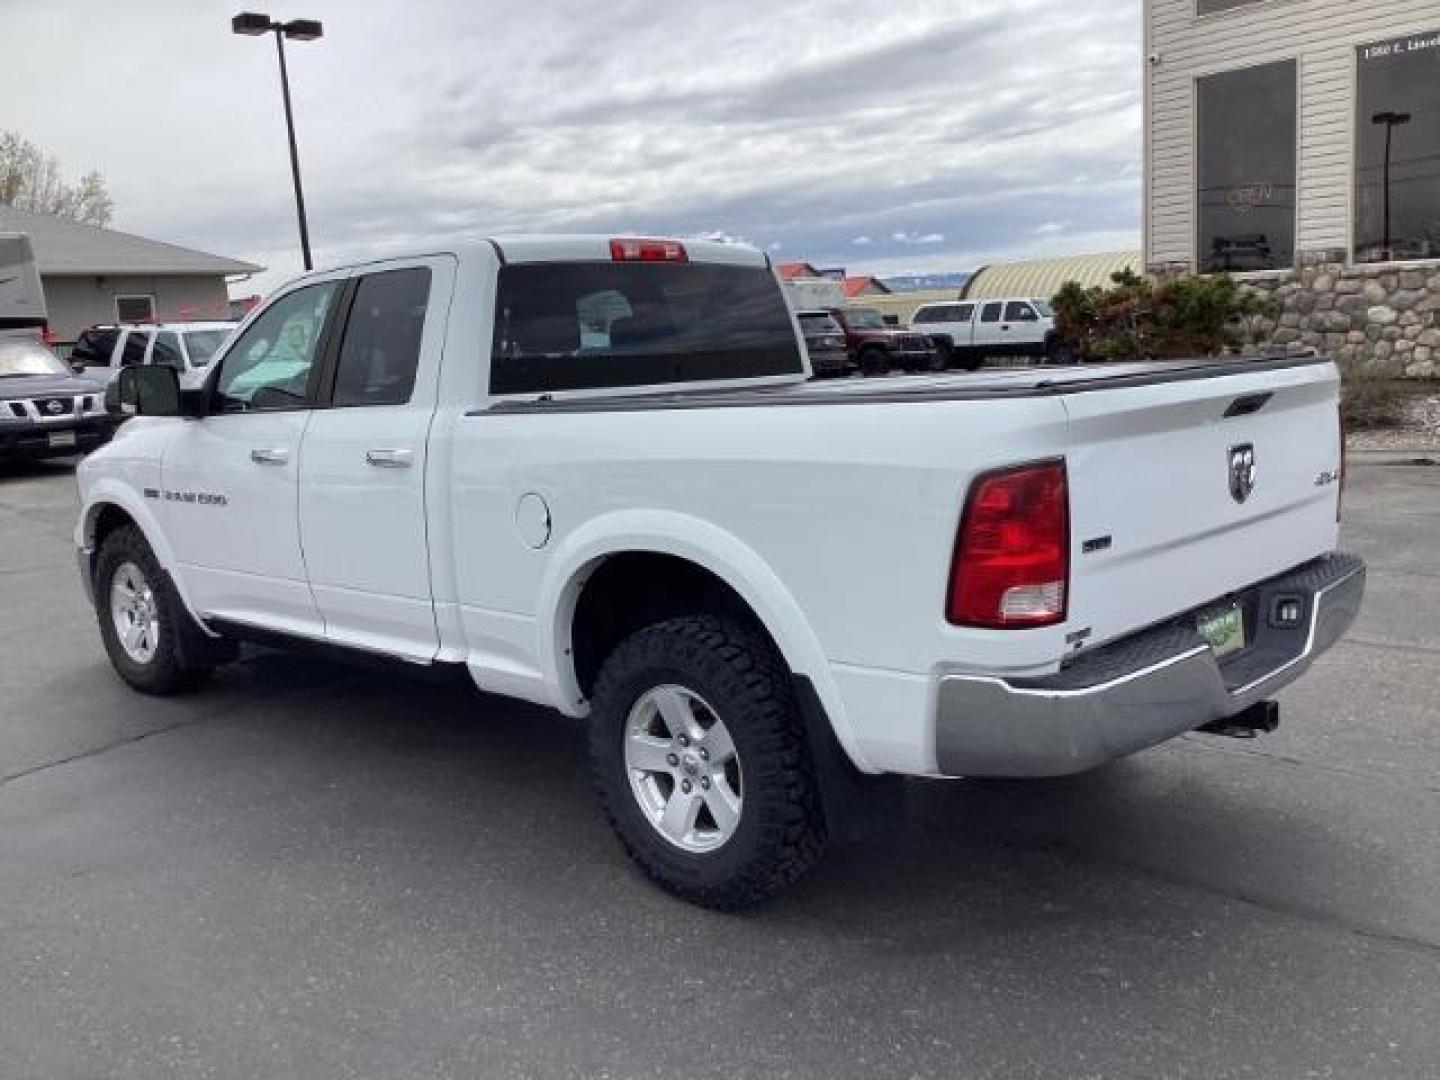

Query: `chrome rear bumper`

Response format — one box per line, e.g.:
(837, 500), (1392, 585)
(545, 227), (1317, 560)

(934, 553), (1365, 777)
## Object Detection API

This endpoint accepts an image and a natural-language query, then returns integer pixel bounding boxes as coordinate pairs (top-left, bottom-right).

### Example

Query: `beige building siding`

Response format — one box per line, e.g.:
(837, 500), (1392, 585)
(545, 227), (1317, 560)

(1144, 0), (1440, 267)
(43, 275), (233, 341)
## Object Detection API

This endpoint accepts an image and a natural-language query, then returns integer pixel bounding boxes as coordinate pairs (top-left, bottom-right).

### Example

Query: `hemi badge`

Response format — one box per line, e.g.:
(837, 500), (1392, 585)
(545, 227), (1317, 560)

(1082, 535), (1112, 554)
(143, 488), (160, 500)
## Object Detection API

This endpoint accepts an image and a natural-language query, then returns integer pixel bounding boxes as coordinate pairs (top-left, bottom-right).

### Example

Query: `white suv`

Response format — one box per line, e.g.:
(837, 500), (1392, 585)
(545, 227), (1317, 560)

(68, 322), (236, 391)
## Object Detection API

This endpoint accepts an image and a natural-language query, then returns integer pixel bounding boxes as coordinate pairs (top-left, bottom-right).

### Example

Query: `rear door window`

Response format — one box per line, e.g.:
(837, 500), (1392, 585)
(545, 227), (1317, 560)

(331, 267), (431, 407)
(119, 331), (150, 367)
(150, 332), (184, 370)
(980, 302), (1003, 323)
(491, 262), (803, 394)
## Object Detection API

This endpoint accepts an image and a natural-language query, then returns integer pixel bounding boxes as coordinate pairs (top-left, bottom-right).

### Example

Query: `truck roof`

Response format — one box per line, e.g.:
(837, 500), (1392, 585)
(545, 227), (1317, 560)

(315, 236), (771, 275)
(491, 235), (768, 267)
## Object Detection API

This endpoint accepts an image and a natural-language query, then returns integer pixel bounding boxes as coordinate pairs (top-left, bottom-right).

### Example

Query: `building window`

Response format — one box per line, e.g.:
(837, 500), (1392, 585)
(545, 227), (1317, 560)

(1355, 30), (1440, 264)
(1196, 60), (1297, 273)
(115, 295), (155, 322)
(1196, 0), (1267, 14)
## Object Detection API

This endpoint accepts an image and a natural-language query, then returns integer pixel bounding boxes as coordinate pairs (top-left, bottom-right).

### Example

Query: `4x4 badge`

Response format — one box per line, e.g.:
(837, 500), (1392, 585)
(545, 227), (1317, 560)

(1229, 443), (1256, 504)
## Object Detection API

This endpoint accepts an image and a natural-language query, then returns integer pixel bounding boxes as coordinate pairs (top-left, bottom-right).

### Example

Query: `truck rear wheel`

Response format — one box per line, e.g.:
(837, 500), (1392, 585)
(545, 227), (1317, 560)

(588, 614), (828, 909)
(95, 525), (218, 695)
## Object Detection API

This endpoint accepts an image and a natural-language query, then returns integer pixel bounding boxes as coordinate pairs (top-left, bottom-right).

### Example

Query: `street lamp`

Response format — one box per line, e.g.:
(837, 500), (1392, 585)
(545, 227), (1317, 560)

(232, 12), (324, 271)
(1371, 110), (1411, 259)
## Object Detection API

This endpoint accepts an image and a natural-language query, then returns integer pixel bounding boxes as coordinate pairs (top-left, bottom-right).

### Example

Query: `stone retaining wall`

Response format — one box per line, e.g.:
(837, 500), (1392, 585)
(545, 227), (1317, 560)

(1235, 262), (1440, 377)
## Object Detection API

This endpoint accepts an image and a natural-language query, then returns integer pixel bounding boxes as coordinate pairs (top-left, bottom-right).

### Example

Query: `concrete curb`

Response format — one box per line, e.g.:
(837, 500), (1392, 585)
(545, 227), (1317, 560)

(1347, 449), (1440, 465)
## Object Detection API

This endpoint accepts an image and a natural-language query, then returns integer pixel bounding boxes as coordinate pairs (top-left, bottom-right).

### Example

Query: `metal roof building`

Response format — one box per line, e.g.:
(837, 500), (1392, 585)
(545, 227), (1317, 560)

(0, 205), (261, 341)
(960, 251), (1140, 301)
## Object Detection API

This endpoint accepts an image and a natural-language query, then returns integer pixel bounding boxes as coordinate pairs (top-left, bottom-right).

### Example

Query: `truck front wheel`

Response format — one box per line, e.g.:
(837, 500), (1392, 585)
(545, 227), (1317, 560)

(95, 525), (219, 695)
(588, 614), (828, 909)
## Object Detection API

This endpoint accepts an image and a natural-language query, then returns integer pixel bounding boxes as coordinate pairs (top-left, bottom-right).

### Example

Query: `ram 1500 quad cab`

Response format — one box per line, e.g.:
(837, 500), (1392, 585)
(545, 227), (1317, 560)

(76, 237), (1364, 908)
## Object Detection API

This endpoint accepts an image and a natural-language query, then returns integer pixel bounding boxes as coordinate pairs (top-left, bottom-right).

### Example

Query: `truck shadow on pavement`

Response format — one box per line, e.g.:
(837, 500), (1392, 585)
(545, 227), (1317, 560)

(189, 646), (1403, 943)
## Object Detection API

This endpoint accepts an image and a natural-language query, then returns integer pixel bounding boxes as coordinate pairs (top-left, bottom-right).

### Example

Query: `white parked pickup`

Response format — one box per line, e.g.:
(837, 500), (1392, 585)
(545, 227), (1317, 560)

(911, 297), (1068, 366)
(75, 236), (1364, 908)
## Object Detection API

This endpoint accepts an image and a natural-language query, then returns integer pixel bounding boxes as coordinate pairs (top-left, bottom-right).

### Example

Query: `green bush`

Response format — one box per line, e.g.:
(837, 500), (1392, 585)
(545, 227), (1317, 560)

(1053, 270), (1277, 361)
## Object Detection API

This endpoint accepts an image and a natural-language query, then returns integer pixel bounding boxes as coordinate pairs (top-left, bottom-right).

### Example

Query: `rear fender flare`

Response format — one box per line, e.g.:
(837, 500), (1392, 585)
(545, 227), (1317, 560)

(537, 509), (873, 772)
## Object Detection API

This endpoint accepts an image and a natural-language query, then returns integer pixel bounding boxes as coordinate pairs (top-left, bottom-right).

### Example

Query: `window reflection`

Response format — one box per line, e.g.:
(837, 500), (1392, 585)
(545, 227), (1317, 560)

(1196, 61), (1297, 273)
(1355, 31), (1440, 263)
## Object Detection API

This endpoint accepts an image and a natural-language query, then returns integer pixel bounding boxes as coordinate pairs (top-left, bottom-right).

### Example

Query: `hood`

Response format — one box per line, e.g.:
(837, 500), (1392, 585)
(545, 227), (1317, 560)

(0, 372), (103, 397)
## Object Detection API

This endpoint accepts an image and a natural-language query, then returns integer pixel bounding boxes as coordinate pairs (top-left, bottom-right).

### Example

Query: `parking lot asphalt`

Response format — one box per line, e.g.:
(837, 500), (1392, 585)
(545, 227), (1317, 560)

(1, 458), (1438, 1079)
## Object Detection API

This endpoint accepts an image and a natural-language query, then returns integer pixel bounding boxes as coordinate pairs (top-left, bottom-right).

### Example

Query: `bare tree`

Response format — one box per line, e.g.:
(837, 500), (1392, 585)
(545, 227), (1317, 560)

(0, 130), (114, 227)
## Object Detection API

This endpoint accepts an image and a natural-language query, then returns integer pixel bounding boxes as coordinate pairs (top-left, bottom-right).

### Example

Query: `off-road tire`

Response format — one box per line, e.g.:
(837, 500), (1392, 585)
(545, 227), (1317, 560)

(589, 615), (829, 909)
(95, 525), (217, 695)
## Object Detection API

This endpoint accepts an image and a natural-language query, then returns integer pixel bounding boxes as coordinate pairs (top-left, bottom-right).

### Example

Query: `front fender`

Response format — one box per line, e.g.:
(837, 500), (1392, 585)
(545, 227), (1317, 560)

(536, 508), (874, 773)
(77, 479), (207, 629)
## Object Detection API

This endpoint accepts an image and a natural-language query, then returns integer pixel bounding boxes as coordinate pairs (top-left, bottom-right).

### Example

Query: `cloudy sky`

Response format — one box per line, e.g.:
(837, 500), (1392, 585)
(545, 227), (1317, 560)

(3, 0), (1142, 294)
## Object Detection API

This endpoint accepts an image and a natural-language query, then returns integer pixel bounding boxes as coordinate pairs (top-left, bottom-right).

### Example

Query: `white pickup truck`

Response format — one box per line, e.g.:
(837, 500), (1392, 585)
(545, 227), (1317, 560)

(75, 236), (1364, 908)
(911, 297), (1068, 366)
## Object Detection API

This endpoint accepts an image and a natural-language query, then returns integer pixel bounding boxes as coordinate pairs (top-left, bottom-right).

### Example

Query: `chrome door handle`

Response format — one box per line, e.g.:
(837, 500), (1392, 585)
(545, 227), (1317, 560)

(365, 448), (414, 468)
(250, 447), (290, 465)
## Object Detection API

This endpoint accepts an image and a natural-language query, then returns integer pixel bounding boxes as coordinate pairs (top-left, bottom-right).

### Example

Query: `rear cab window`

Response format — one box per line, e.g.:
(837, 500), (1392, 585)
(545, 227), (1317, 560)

(491, 262), (803, 395)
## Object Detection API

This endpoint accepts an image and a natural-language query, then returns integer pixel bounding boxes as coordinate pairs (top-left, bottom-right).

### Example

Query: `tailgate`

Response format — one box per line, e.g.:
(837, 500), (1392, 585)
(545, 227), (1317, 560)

(1062, 359), (1342, 650)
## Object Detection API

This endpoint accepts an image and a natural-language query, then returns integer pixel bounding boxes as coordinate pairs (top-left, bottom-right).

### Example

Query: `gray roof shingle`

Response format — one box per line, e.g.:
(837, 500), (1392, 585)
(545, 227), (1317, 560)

(0, 205), (262, 277)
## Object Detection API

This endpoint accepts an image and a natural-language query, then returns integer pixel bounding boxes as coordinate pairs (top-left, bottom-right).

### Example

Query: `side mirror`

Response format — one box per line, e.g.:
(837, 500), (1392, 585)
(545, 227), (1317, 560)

(106, 364), (181, 418)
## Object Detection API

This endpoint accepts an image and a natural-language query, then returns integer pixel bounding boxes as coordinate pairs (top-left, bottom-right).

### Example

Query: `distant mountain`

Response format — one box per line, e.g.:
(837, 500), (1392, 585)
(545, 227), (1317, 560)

(879, 271), (972, 293)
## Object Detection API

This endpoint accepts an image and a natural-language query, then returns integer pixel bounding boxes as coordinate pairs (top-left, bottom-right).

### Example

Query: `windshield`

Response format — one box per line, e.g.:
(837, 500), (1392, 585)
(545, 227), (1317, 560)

(0, 340), (68, 378)
(797, 312), (841, 334)
(1031, 299), (1054, 317)
(845, 308), (887, 330)
(181, 329), (230, 366)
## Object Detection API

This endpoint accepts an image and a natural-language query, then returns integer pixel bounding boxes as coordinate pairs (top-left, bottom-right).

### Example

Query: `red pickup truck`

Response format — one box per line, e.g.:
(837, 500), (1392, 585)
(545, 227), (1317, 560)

(825, 306), (939, 375)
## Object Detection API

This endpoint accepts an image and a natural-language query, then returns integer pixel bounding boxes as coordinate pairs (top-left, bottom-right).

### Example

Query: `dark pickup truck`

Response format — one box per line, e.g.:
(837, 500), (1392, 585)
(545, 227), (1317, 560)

(825, 306), (939, 375)
(0, 335), (111, 462)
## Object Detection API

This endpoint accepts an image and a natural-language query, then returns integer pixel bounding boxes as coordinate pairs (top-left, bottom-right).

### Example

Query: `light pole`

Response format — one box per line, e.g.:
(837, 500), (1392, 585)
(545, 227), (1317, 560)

(1371, 110), (1411, 259)
(232, 12), (323, 271)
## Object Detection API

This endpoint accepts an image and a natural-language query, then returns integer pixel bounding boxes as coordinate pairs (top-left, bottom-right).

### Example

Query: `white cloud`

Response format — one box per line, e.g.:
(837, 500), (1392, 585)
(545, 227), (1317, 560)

(0, 0), (1142, 295)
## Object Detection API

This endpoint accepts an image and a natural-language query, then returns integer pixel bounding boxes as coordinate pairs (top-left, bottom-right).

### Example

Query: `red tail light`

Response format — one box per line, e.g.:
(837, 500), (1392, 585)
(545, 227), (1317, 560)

(947, 460), (1069, 628)
(610, 238), (688, 263)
